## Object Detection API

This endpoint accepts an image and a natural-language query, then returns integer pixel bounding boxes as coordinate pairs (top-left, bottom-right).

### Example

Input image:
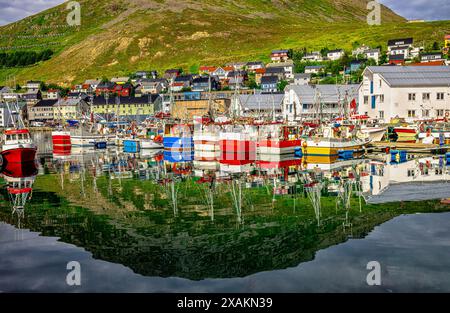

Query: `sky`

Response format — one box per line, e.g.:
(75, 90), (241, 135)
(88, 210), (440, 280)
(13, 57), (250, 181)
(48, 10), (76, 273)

(0, 0), (449, 26)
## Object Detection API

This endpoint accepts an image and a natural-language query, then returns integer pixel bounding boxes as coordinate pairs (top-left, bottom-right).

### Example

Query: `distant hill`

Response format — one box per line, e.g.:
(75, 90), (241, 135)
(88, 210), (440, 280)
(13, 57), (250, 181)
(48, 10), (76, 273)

(0, 0), (449, 86)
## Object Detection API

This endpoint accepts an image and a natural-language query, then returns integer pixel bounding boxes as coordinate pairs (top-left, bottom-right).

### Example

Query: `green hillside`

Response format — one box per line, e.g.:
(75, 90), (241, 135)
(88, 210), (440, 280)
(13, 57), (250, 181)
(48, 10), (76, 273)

(0, 0), (449, 86)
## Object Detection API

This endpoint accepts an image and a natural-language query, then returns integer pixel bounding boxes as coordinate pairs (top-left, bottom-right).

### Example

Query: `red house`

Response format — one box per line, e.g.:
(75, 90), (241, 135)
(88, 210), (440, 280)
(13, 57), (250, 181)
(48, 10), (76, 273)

(389, 54), (405, 65)
(112, 83), (133, 97)
(271, 50), (289, 62)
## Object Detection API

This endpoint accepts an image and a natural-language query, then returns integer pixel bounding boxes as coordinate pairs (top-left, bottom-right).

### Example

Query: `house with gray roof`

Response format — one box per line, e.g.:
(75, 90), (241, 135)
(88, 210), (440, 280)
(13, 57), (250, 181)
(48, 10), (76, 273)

(238, 93), (284, 117)
(284, 84), (359, 121)
(359, 66), (450, 122)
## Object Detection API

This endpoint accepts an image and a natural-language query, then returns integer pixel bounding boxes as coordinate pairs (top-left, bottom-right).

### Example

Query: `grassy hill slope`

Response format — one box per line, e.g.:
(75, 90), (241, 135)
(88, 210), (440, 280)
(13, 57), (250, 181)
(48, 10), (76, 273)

(0, 0), (449, 86)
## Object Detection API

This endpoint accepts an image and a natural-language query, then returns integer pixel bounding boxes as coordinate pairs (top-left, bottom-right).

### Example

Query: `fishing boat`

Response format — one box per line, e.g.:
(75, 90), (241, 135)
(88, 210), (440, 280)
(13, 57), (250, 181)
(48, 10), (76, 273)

(1, 161), (37, 223)
(393, 125), (418, 143)
(52, 130), (71, 148)
(303, 125), (367, 160)
(193, 117), (221, 162)
(219, 123), (258, 165)
(1, 129), (37, 164)
(71, 133), (107, 148)
(358, 126), (386, 142)
(258, 123), (302, 158)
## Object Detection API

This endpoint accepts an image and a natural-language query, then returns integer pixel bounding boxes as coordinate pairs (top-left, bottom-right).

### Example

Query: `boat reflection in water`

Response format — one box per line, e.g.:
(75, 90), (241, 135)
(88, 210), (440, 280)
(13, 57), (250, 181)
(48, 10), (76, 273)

(1, 160), (38, 228)
(1, 143), (450, 291)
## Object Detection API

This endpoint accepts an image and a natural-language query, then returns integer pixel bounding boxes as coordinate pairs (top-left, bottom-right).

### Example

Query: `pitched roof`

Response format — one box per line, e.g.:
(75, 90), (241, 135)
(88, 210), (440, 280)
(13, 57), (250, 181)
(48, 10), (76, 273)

(199, 66), (217, 72)
(266, 60), (294, 68)
(365, 66), (450, 87)
(285, 84), (359, 104)
(261, 76), (279, 84)
(246, 61), (264, 66)
(271, 49), (289, 54)
(239, 93), (284, 110)
(174, 75), (192, 82)
(265, 67), (285, 74)
(294, 73), (311, 79)
(305, 65), (324, 69)
(328, 49), (344, 54)
(93, 95), (159, 105)
(193, 77), (210, 84)
(389, 54), (405, 61)
(34, 99), (58, 107)
(255, 68), (266, 74)
(409, 61), (446, 66)
(56, 98), (85, 106)
(388, 38), (413, 46)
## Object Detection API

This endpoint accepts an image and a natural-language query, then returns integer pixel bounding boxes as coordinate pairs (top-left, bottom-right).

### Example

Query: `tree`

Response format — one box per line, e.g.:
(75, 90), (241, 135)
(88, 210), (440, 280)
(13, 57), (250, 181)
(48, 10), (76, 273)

(432, 41), (440, 51)
(277, 80), (289, 92)
(379, 54), (388, 65)
(320, 48), (330, 57)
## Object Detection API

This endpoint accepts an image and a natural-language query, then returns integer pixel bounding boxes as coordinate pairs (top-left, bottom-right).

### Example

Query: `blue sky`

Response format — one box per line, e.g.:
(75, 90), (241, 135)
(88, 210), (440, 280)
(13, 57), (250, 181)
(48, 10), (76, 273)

(0, 0), (449, 26)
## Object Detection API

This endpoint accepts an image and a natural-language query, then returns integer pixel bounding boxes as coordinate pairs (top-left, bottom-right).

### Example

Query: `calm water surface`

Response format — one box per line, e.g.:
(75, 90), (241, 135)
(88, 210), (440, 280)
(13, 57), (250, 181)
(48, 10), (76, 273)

(1, 134), (450, 292)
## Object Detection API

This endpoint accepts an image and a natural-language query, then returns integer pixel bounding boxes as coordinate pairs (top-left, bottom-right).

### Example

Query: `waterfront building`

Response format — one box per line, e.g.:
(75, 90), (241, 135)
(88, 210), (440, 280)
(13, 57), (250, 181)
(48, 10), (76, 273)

(283, 84), (359, 121)
(358, 66), (450, 122)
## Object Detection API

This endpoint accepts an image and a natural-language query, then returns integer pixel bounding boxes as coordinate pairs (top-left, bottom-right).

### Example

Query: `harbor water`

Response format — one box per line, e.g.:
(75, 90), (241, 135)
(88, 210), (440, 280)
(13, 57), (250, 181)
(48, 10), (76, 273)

(1, 133), (450, 292)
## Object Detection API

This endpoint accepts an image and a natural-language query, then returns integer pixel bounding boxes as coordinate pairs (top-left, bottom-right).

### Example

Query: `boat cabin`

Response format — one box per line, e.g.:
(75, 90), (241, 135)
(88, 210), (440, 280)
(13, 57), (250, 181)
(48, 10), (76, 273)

(3, 129), (33, 145)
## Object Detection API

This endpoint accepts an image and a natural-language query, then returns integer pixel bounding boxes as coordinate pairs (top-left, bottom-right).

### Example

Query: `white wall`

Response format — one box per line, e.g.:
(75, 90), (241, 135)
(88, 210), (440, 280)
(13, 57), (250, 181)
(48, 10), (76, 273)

(359, 72), (450, 122)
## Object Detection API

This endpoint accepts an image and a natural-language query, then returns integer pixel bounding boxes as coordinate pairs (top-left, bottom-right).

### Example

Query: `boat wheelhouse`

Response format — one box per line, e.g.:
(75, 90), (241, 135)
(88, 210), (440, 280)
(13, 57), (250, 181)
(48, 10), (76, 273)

(303, 126), (367, 160)
(258, 123), (302, 158)
(1, 129), (37, 164)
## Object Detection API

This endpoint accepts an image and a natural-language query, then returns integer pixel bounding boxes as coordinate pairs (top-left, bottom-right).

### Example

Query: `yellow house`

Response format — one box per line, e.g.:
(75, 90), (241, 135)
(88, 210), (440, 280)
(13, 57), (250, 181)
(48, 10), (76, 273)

(53, 98), (89, 120)
(445, 35), (450, 48)
(92, 95), (161, 118)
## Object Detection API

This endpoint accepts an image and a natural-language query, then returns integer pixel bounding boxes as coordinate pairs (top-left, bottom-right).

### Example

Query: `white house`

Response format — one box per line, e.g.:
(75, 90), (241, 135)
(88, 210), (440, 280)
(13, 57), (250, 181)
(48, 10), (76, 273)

(387, 38), (422, 59)
(46, 89), (60, 100)
(293, 73), (311, 85)
(358, 66), (450, 122)
(266, 61), (294, 80)
(327, 49), (345, 61)
(305, 66), (324, 74)
(283, 84), (359, 121)
(352, 45), (371, 57)
(26, 81), (41, 92)
(421, 53), (444, 63)
(302, 52), (323, 62)
(365, 49), (381, 64)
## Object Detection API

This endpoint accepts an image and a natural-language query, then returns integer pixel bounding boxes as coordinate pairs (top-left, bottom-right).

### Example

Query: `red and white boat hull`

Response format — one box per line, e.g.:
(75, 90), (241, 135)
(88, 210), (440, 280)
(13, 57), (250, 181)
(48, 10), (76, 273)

(52, 131), (71, 147)
(258, 140), (301, 155)
(1, 144), (37, 163)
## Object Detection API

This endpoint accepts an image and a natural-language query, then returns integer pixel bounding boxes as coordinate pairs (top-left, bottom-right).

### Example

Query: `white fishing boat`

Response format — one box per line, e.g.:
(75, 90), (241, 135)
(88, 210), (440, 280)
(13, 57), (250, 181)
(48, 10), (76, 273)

(358, 126), (386, 142)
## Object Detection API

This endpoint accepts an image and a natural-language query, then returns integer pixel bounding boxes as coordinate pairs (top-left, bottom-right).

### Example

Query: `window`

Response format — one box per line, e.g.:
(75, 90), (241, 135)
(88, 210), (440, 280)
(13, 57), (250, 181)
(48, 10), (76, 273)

(408, 93), (416, 101)
(407, 169), (415, 177)
(422, 110), (429, 117)
(408, 110), (416, 118)
(437, 109), (444, 117)
(437, 92), (445, 100)
(379, 95), (384, 103)
(422, 93), (430, 101)
(379, 80), (382, 88)
(379, 111), (384, 119)
(364, 96), (369, 105)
